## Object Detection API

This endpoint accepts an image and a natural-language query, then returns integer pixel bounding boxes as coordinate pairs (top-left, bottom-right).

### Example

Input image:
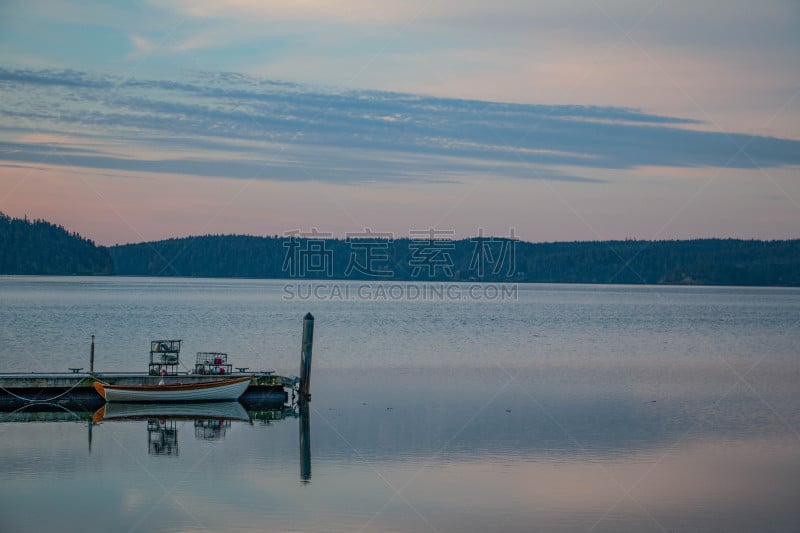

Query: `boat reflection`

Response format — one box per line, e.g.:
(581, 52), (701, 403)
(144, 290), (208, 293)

(1, 400), (311, 481)
(1, 401), (308, 474)
(92, 401), (252, 423)
(94, 401), (286, 456)
(90, 401), (255, 455)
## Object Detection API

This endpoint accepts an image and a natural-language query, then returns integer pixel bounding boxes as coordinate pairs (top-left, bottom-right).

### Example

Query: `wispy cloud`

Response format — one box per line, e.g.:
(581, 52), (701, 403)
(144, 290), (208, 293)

(127, 34), (158, 58)
(154, 0), (433, 24)
(0, 67), (798, 187)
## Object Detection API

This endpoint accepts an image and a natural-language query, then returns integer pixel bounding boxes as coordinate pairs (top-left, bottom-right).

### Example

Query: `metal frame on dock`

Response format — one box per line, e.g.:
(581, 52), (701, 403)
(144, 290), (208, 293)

(149, 339), (182, 376)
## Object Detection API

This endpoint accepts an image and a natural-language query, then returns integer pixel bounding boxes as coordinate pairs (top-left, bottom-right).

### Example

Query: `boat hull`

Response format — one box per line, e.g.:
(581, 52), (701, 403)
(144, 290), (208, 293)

(93, 377), (252, 403)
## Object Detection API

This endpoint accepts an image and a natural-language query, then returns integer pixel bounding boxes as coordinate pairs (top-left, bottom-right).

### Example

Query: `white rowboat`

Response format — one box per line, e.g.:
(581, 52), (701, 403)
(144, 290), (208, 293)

(93, 376), (252, 403)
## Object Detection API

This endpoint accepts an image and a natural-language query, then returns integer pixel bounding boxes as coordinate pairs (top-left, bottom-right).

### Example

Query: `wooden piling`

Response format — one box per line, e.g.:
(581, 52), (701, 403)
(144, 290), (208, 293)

(90, 335), (95, 373)
(299, 312), (314, 399)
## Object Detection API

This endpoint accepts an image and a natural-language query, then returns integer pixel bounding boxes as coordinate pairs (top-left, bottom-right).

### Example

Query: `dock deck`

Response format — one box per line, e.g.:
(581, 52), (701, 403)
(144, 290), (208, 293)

(0, 372), (295, 409)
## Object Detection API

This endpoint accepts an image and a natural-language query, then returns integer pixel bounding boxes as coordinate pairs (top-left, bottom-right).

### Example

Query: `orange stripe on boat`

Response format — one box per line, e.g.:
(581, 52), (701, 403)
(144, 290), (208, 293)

(93, 381), (106, 399)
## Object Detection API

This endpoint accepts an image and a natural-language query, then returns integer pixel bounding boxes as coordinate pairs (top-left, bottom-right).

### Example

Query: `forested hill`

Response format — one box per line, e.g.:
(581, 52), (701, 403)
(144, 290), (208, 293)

(2, 212), (798, 285)
(0, 213), (113, 275)
(109, 235), (800, 286)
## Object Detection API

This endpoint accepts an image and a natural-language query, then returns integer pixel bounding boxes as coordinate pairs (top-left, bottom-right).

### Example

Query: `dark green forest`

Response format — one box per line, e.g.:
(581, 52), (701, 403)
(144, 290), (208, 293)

(2, 213), (799, 285)
(109, 234), (800, 286)
(0, 213), (113, 275)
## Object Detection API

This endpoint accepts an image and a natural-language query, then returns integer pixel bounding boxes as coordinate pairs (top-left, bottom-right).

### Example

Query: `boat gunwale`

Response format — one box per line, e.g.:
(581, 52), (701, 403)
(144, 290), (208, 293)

(100, 376), (252, 392)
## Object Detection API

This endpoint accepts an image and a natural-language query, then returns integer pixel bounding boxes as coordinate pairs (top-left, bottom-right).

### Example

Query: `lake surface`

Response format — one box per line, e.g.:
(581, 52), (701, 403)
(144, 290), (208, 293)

(1, 277), (799, 532)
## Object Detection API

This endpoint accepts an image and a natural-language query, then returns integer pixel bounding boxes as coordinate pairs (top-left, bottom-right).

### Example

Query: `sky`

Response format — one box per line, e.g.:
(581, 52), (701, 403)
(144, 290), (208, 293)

(0, 0), (798, 245)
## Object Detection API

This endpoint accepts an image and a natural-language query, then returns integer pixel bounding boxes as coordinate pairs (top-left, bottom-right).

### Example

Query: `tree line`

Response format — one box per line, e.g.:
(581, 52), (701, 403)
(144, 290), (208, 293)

(109, 234), (800, 286)
(0, 212), (112, 274)
(2, 213), (799, 285)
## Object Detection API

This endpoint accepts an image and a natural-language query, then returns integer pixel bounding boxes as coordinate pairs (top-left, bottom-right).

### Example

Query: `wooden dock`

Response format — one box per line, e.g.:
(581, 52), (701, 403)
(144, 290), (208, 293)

(0, 372), (295, 409)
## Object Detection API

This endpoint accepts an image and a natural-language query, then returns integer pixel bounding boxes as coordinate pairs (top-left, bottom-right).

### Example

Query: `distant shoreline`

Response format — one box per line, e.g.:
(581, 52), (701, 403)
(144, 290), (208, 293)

(2, 274), (800, 290)
(3, 213), (800, 287)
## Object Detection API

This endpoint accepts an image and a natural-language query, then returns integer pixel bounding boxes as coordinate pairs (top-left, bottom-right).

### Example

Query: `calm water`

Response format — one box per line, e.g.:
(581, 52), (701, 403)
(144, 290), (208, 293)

(1, 277), (799, 532)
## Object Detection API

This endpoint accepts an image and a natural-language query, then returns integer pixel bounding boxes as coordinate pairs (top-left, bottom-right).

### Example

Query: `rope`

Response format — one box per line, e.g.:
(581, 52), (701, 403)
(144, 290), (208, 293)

(6, 401), (84, 421)
(0, 376), (95, 403)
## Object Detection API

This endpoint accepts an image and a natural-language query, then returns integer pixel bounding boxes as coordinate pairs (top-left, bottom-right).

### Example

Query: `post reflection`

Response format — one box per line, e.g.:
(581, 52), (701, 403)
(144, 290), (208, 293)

(300, 401), (311, 483)
(87, 417), (93, 453)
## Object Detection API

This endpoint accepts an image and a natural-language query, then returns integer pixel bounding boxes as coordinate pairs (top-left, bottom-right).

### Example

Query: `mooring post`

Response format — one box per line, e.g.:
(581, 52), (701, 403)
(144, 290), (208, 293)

(299, 312), (314, 399)
(90, 334), (95, 373)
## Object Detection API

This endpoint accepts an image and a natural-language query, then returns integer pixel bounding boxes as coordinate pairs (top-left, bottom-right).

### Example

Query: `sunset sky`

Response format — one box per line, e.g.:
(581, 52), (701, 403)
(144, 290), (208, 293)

(1, 0), (798, 245)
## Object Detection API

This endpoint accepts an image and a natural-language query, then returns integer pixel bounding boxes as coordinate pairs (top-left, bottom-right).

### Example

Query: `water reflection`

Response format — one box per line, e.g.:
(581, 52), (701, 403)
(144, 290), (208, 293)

(91, 402), (294, 456)
(300, 401), (311, 483)
(194, 418), (232, 441)
(1, 386), (799, 532)
(148, 419), (178, 455)
(1, 400), (308, 473)
(92, 401), (253, 423)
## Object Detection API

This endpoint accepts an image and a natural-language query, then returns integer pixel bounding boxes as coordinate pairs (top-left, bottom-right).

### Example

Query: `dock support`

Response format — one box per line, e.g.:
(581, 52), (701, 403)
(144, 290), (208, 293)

(90, 335), (95, 373)
(299, 312), (314, 399)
